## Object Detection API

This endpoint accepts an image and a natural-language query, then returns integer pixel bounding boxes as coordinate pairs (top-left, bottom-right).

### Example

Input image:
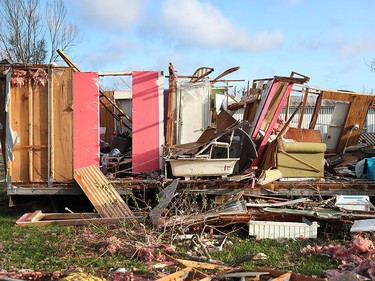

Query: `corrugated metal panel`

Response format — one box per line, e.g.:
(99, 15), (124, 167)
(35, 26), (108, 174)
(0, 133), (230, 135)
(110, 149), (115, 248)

(249, 220), (319, 239)
(74, 165), (134, 218)
(365, 108), (375, 133)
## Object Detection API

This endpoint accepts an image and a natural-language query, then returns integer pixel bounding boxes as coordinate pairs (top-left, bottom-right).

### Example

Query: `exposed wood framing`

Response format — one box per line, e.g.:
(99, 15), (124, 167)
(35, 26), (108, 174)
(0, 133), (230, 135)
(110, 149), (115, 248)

(100, 91), (115, 143)
(298, 87), (309, 128)
(303, 86), (375, 153)
(28, 78), (33, 182)
(57, 49), (132, 131)
(252, 82), (294, 166)
(309, 93), (322, 130)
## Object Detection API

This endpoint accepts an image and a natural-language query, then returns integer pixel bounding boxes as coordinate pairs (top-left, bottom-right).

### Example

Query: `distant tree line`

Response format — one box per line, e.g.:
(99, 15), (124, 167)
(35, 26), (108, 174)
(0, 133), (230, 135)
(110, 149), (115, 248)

(0, 0), (79, 64)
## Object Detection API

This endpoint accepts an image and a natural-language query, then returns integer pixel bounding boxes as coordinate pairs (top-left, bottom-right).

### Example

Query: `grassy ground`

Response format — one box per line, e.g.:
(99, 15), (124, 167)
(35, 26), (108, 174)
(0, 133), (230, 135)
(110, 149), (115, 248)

(0, 160), (344, 279)
(0, 200), (343, 279)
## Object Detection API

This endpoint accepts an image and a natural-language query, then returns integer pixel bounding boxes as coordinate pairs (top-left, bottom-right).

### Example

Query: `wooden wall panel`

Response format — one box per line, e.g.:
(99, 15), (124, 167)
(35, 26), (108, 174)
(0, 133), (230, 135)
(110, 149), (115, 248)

(73, 72), (99, 169)
(31, 83), (48, 181)
(52, 67), (73, 182)
(10, 84), (30, 182)
(100, 91), (114, 143)
(132, 71), (163, 172)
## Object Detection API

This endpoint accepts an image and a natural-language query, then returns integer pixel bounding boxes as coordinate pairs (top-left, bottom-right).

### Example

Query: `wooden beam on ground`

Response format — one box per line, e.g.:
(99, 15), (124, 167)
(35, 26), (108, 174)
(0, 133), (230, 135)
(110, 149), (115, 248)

(16, 210), (135, 227)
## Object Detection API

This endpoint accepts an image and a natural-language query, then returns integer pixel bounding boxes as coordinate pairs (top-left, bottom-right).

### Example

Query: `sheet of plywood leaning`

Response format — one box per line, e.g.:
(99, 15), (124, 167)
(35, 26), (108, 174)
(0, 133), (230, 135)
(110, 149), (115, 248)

(51, 67), (74, 182)
(74, 165), (134, 218)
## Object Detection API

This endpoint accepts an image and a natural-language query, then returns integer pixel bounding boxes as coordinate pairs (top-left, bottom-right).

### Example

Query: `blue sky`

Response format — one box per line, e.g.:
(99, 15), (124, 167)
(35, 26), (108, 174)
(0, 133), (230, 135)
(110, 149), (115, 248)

(64, 0), (375, 93)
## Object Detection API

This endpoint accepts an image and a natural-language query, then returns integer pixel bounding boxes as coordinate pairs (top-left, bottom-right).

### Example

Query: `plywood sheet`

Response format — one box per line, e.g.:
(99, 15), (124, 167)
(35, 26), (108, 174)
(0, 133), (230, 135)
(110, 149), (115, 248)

(73, 72), (99, 169)
(32, 83), (48, 181)
(74, 165), (134, 218)
(132, 71), (163, 172)
(284, 128), (322, 142)
(10, 82), (30, 182)
(51, 67), (73, 182)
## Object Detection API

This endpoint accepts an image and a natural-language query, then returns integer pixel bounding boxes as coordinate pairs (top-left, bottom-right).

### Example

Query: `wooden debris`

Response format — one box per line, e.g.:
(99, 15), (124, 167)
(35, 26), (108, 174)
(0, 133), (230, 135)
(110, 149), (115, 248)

(246, 197), (311, 208)
(16, 210), (135, 226)
(74, 165), (134, 218)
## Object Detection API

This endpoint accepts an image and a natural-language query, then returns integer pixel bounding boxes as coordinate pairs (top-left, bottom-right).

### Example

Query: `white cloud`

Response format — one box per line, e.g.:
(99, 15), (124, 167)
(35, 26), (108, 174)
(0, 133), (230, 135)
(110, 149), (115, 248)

(78, 0), (148, 31)
(339, 35), (375, 58)
(161, 0), (283, 52)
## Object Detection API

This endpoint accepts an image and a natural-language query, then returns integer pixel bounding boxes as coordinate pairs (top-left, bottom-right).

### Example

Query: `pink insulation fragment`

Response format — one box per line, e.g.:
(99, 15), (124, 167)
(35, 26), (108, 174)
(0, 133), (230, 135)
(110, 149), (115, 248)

(10, 68), (48, 87)
(301, 234), (375, 279)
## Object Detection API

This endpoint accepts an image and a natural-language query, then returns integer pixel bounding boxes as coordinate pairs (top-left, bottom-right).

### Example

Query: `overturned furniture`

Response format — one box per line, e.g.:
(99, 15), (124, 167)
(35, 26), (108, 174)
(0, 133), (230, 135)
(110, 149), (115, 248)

(277, 141), (326, 178)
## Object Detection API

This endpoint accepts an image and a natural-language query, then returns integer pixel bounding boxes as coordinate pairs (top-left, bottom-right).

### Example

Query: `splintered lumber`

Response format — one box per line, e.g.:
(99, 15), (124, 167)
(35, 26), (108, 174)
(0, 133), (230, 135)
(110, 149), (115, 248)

(156, 267), (192, 281)
(74, 165), (134, 218)
(16, 210), (134, 226)
(246, 197), (311, 208)
(174, 259), (232, 271)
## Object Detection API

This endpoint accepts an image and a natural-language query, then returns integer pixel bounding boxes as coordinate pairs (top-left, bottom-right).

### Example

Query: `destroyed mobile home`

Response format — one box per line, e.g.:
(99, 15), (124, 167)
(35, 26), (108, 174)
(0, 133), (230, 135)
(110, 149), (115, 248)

(4, 54), (375, 279)
(2, 54), (375, 227)
(2, 55), (375, 197)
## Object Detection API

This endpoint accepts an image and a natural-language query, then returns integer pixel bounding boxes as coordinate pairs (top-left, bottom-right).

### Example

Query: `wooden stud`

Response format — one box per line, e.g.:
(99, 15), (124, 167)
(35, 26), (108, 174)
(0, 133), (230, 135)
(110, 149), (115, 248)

(28, 80), (33, 182)
(298, 87), (309, 129)
(166, 63), (177, 146)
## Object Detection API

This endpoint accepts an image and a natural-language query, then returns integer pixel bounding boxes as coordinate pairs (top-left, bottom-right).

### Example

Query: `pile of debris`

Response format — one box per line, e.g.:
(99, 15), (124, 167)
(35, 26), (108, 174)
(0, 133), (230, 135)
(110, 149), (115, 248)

(163, 66), (375, 192)
(15, 172), (375, 279)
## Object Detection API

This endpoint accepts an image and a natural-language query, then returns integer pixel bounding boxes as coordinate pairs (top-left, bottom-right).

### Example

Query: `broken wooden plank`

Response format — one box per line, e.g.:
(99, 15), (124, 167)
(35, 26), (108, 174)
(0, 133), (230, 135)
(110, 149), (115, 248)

(246, 197), (311, 208)
(74, 165), (134, 218)
(219, 271), (270, 279)
(15, 211), (134, 227)
(156, 267), (193, 281)
(174, 259), (232, 271)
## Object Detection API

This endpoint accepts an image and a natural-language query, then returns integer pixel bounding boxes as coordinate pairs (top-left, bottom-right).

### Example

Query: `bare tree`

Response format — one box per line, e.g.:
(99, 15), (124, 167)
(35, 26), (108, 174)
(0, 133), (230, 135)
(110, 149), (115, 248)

(369, 59), (375, 72)
(46, 0), (79, 63)
(0, 0), (78, 64)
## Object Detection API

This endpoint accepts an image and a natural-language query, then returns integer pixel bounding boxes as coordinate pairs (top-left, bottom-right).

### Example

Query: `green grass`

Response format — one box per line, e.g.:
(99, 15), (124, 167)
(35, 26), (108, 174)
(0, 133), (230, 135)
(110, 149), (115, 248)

(0, 157), (343, 279)
(210, 235), (340, 277)
(0, 206), (152, 277)
(0, 203), (349, 279)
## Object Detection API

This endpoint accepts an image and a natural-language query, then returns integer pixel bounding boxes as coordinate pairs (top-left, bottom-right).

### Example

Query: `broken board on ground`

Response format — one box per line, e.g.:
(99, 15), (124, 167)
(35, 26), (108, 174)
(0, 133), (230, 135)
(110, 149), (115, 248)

(16, 165), (135, 226)
(16, 210), (134, 227)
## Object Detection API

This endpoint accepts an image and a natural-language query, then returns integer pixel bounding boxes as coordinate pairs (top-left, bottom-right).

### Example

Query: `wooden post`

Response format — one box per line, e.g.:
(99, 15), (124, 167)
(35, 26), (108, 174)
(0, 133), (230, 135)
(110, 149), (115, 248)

(49, 66), (54, 186)
(309, 91), (323, 129)
(28, 81), (33, 182)
(298, 87), (309, 128)
(166, 63), (177, 146)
